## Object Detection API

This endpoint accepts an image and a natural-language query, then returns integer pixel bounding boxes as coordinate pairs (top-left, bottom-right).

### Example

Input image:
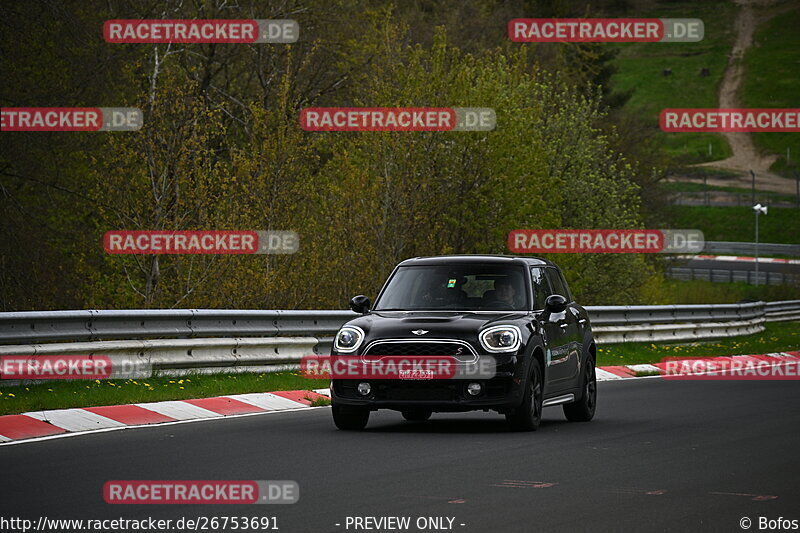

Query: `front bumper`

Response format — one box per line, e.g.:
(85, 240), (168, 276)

(330, 375), (525, 412)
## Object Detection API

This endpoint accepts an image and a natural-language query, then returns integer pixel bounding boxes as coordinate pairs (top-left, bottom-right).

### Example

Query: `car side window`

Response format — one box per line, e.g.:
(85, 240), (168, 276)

(544, 268), (570, 301)
(530, 267), (552, 309)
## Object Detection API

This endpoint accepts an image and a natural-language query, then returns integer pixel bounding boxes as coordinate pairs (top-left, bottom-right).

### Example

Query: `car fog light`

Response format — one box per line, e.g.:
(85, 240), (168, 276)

(357, 382), (371, 396)
(467, 382), (482, 396)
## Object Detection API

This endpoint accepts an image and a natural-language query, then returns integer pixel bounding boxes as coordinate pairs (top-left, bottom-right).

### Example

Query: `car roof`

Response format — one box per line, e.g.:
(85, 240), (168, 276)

(397, 254), (555, 267)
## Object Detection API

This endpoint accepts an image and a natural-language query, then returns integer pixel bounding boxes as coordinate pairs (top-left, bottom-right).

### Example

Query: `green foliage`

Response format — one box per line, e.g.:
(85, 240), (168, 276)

(1, 2), (667, 310)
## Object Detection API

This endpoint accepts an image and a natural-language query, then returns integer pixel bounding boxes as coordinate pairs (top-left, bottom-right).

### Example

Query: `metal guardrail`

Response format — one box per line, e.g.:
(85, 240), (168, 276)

(766, 300), (800, 322)
(0, 301), (797, 381)
(587, 301), (765, 326)
(0, 337), (318, 380)
(702, 241), (800, 256)
(667, 267), (798, 286)
(0, 309), (356, 345)
(587, 301), (767, 344)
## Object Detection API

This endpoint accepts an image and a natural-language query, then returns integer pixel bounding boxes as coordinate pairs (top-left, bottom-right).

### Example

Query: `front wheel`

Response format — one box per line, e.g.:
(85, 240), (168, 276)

(332, 405), (370, 430)
(506, 359), (543, 431)
(563, 356), (596, 422)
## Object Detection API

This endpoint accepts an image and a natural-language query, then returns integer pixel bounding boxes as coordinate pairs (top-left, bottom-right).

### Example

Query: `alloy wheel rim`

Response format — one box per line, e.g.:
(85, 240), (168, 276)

(531, 370), (543, 420)
(586, 362), (596, 411)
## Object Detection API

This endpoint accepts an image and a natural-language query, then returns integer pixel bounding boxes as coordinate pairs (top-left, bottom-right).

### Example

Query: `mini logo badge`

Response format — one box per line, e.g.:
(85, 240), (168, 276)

(412, 329), (429, 335)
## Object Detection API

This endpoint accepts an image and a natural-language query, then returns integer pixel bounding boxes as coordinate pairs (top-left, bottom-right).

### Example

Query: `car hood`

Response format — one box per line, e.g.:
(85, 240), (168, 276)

(345, 310), (529, 341)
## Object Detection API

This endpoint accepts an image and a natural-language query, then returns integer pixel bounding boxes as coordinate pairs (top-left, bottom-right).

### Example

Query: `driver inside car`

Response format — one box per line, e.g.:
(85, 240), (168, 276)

(483, 277), (522, 309)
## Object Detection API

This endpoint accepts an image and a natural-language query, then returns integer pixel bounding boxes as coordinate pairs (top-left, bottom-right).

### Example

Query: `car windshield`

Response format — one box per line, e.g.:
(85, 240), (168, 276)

(374, 264), (529, 311)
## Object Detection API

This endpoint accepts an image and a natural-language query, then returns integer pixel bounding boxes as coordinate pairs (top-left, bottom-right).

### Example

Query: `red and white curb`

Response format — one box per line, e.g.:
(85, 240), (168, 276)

(1, 353), (797, 444)
(0, 389), (331, 445)
(596, 351), (799, 380)
(676, 255), (800, 264)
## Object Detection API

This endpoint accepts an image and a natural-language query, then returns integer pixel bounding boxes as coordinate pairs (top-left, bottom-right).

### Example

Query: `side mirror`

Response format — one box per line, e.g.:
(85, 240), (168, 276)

(544, 294), (568, 314)
(349, 295), (371, 314)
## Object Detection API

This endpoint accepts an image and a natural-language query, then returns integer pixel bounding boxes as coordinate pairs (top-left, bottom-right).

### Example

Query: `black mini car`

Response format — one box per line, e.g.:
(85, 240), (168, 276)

(330, 255), (597, 431)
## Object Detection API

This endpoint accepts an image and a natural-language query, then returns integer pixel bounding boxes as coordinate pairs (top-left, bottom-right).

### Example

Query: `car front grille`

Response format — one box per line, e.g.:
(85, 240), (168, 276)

(363, 341), (475, 357)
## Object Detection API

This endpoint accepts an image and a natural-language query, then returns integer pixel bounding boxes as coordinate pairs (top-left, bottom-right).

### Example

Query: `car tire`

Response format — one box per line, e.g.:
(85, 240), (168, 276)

(506, 358), (543, 431)
(332, 405), (370, 430)
(563, 355), (596, 422)
(401, 409), (432, 422)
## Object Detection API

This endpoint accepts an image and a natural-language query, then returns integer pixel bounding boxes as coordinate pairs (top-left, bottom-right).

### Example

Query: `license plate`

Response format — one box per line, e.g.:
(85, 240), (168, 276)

(398, 369), (434, 380)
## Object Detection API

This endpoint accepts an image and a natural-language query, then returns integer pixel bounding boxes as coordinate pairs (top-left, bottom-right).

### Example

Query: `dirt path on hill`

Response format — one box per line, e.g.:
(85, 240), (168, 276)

(686, 0), (798, 194)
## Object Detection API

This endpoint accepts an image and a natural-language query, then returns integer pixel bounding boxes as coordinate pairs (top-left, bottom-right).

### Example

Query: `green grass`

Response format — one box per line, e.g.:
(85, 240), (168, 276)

(741, 8), (800, 176)
(0, 371), (329, 416)
(597, 321), (800, 366)
(610, 1), (738, 164)
(659, 133), (733, 165)
(657, 280), (800, 304)
(671, 205), (800, 243)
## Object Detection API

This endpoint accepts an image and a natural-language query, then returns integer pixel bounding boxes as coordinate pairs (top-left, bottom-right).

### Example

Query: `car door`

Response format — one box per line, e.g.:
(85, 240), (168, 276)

(543, 267), (581, 388)
(530, 267), (573, 390)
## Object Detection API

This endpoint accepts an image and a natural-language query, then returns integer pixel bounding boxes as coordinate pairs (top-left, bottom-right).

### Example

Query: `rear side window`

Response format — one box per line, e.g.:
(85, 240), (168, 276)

(530, 267), (552, 309)
(545, 268), (572, 302)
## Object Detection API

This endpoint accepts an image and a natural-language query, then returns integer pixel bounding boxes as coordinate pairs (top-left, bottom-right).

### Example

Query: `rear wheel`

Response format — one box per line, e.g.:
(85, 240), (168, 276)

(506, 359), (543, 431)
(401, 409), (432, 422)
(332, 405), (370, 430)
(563, 356), (596, 422)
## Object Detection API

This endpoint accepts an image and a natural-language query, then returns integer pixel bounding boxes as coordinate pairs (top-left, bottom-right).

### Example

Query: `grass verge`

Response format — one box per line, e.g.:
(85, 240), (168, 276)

(741, 7), (800, 176)
(0, 371), (329, 416)
(671, 205), (800, 243)
(610, 0), (737, 164)
(597, 321), (799, 367)
(657, 280), (800, 304)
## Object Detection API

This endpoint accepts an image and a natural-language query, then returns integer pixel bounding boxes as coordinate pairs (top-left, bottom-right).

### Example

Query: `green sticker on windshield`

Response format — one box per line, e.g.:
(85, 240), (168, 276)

(447, 278), (457, 288)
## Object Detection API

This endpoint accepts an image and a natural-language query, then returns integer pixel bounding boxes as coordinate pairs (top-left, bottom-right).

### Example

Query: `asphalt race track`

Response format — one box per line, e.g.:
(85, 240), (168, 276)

(1, 379), (799, 533)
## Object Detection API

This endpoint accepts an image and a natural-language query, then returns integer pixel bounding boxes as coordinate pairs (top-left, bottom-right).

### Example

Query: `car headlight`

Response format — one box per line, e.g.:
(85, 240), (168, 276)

(479, 325), (521, 353)
(334, 326), (365, 353)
